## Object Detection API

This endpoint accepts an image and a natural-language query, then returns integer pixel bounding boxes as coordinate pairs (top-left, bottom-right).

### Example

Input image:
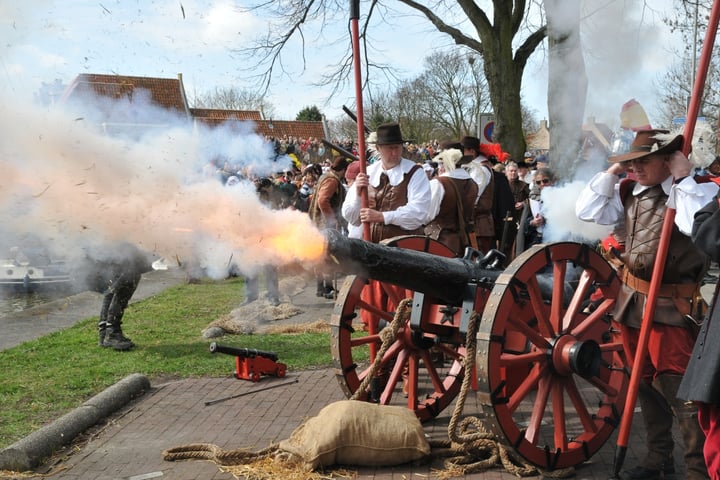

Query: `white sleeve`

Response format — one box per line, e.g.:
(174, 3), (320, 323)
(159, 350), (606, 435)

(575, 172), (625, 225)
(425, 179), (444, 223)
(341, 182), (362, 227)
(667, 177), (720, 235)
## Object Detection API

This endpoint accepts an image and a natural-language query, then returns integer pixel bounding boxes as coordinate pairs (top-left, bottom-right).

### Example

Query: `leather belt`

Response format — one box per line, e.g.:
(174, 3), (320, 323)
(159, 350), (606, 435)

(622, 270), (699, 298)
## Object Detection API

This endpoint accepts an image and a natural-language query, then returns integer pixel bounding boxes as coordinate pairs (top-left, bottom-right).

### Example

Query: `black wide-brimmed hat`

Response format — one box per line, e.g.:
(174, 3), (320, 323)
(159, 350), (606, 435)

(608, 129), (683, 163)
(375, 122), (405, 145)
(460, 135), (481, 152)
(438, 139), (463, 151)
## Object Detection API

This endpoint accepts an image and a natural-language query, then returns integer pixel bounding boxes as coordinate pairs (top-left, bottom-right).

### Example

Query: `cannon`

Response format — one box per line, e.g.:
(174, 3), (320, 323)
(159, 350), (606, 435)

(324, 230), (628, 470)
(209, 342), (287, 382)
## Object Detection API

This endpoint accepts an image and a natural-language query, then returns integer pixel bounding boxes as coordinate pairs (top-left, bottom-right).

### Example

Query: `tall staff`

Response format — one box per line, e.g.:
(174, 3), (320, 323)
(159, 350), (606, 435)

(349, 0), (370, 240)
(612, 1), (720, 476)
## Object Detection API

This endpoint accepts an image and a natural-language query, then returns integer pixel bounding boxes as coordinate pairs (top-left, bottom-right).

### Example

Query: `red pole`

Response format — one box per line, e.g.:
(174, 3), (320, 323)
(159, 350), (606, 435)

(612, 1), (720, 476)
(349, 0), (370, 241)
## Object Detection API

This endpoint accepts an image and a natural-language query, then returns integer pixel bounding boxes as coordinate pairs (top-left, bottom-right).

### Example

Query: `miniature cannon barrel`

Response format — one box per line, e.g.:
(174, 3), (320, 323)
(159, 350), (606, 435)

(209, 342), (279, 362)
(324, 229), (502, 305)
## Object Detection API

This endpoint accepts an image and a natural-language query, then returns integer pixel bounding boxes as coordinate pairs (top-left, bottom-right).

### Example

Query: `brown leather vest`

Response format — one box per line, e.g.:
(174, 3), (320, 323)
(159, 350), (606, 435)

(509, 178), (529, 217)
(309, 172), (345, 227)
(473, 166), (495, 236)
(368, 164), (424, 243)
(615, 182), (708, 327)
(622, 184), (706, 283)
(434, 177), (477, 230)
(425, 176), (478, 254)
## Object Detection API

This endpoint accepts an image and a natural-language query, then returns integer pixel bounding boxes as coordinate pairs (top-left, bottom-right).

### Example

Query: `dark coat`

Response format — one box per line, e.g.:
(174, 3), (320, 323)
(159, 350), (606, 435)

(678, 194), (720, 405)
(492, 172), (515, 241)
(79, 242), (153, 293)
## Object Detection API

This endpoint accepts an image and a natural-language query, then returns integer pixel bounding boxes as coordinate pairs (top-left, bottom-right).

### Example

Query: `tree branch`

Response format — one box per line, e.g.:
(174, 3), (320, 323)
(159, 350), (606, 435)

(398, 0), (484, 54)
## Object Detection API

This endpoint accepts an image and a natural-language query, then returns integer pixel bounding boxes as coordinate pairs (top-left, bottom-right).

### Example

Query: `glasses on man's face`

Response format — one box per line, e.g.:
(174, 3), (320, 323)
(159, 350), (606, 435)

(535, 178), (551, 185)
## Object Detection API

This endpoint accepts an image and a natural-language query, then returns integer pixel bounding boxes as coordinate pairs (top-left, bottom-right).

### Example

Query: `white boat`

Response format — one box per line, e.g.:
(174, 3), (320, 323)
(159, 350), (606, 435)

(0, 248), (71, 291)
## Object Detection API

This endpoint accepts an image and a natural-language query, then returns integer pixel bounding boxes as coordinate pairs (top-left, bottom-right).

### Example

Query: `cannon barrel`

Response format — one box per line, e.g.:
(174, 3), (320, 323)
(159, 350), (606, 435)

(209, 342), (279, 362)
(324, 229), (503, 305)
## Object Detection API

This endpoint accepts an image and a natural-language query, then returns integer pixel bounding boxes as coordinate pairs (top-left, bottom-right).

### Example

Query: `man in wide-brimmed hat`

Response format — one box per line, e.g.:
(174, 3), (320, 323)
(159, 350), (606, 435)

(342, 122), (430, 243)
(341, 122), (432, 359)
(576, 128), (718, 480)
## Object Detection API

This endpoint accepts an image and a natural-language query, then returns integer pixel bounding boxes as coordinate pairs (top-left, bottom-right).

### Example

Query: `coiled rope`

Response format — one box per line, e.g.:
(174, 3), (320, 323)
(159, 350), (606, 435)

(351, 298), (574, 478)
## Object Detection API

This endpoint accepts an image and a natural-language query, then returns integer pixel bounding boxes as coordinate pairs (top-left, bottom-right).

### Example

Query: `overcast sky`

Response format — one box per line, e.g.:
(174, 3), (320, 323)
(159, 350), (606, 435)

(0, 0), (690, 126)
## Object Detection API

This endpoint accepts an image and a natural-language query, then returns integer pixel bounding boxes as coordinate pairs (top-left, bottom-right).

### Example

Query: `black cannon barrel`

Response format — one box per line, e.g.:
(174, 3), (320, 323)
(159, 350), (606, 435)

(324, 229), (502, 305)
(209, 343), (279, 362)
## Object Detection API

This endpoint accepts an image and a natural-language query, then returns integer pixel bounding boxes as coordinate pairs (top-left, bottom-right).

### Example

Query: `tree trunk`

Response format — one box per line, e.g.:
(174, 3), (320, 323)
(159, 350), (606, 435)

(472, 0), (539, 162)
(545, 0), (587, 179)
(483, 46), (525, 161)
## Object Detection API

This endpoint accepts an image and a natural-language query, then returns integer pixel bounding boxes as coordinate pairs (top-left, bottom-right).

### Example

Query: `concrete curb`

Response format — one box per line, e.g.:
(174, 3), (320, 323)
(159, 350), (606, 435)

(0, 373), (151, 472)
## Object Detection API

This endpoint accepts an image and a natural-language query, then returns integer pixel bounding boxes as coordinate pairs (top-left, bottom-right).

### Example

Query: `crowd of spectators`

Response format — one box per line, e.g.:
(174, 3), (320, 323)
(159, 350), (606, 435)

(201, 131), (551, 266)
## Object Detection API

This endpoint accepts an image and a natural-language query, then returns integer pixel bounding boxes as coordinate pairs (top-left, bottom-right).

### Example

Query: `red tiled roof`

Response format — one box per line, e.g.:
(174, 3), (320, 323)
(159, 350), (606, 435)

(61, 73), (327, 141)
(253, 120), (326, 140)
(61, 73), (189, 115)
(190, 108), (262, 121)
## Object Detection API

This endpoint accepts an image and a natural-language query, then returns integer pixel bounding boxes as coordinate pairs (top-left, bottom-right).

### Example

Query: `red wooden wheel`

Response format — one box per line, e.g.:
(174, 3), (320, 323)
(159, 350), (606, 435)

(476, 241), (627, 470)
(330, 235), (467, 422)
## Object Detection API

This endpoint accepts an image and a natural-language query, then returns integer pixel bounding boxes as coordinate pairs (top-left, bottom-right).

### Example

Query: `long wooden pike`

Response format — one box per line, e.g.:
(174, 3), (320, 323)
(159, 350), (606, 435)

(611, 1), (720, 476)
(349, 0), (370, 240)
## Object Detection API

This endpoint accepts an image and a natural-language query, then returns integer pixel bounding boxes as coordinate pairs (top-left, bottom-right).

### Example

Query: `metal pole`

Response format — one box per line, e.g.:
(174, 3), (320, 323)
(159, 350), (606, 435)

(349, 0), (370, 241)
(611, 1), (720, 476)
(204, 378), (299, 406)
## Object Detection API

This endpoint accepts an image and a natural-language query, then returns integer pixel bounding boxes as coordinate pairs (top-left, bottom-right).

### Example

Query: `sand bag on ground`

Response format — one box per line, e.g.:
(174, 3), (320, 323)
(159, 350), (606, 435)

(278, 400), (430, 470)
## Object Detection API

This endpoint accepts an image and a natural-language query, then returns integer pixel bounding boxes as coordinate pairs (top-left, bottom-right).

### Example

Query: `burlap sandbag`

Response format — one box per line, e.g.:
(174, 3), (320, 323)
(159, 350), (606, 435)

(278, 400), (430, 469)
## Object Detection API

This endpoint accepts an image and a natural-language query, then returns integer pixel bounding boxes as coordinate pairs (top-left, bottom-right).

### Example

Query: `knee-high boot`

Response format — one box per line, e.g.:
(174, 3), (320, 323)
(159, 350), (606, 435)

(98, 292), (113, 346)
(656, 374), (709, 480)
(641, 380), (675, 468)
(623, 381), (675, 479)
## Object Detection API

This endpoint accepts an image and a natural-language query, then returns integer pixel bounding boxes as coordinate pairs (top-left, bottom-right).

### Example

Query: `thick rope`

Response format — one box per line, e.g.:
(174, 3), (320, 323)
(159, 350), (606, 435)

(350, 298), (411, 400)
(432, 310), (574, 478)
(162, 442), (279, 465)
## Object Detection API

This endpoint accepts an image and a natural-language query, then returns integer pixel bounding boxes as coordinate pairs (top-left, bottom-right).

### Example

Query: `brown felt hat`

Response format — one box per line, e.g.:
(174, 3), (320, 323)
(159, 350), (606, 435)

(608, 129), (683, 163)
(331, 157), (349, 172)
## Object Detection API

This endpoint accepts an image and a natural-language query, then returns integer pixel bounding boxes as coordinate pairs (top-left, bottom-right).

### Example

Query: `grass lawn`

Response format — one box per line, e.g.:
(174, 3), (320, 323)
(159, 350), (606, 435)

(0, 277), (333, 449)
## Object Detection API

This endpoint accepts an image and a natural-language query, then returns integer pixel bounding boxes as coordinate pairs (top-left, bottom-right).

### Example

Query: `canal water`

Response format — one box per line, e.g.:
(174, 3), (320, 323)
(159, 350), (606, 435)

(0, 286), (78, 318)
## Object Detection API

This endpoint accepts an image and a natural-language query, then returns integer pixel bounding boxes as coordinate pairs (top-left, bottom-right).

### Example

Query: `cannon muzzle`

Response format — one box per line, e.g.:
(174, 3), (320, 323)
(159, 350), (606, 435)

(209, 343), (279, 362)
(324, 229), (504, 305)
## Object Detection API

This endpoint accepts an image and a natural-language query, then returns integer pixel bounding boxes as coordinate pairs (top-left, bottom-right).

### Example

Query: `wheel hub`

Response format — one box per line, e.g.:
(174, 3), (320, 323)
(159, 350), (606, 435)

(551, 334), (601, 378)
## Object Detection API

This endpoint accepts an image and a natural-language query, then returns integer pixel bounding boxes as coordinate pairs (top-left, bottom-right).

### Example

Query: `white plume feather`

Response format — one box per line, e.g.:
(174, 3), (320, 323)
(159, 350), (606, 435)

(656, 122), (716, 169)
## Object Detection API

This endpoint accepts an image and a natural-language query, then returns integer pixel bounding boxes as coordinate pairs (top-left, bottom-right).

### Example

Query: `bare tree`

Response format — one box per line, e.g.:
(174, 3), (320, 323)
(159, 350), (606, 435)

(417, 50), (491, 139)
(659, 0), (719, 150)
(237, 1), (548, 161)
(328, 49), (532, 146)
(375, 50), (491, 142)
(657, 52), (720, 126)
(189, 86), (277, 118)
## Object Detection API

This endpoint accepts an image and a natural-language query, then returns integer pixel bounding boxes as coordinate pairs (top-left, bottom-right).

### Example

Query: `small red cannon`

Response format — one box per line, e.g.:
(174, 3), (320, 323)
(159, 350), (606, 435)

(209, 342), (287, 382)
(323, 229), (627, 470)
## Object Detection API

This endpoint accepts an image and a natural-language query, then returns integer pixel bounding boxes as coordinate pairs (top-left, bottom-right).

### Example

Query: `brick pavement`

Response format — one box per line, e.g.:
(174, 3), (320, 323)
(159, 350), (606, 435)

(28, 366), (685, 480)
